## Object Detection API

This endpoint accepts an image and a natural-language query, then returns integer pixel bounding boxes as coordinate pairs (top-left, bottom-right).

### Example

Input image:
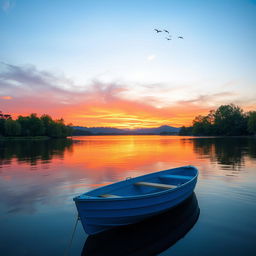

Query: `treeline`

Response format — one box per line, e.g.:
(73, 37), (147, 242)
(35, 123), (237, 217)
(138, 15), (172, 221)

(179, 104), (256, 136)
(0, 112), (73, 138)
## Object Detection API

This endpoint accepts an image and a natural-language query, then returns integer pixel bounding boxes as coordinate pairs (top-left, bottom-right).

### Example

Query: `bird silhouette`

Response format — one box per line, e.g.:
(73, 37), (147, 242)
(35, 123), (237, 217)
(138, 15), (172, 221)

(154, 29), (162, 33)
(166, 37), (171, 40)
(163, 30), (169, 33)
(178, 36), (184, 39)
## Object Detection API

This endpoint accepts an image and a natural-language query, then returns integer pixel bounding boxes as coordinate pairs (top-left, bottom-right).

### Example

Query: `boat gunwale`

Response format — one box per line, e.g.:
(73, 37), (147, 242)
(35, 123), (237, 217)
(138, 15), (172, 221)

(73, 165), (198, 202)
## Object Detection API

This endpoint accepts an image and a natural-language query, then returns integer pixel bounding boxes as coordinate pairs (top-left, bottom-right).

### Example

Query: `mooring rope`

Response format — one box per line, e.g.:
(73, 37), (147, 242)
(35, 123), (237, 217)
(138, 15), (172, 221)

(64, 215), (80, 256)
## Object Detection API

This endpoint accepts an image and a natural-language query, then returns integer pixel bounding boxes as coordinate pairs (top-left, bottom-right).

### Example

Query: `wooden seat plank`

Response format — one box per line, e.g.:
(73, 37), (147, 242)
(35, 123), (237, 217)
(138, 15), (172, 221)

(99, 194), (121, 198)
(134, 182), (177, 190)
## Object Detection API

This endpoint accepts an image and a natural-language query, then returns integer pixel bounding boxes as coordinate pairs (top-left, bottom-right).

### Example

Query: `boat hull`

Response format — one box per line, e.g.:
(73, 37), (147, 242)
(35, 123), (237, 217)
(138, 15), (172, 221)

(74, 166), (198, 234)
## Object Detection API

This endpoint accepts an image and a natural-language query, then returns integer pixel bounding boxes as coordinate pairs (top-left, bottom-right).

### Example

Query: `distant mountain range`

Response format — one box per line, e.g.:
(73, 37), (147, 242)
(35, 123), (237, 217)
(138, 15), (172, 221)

(72, 125), (180, 135)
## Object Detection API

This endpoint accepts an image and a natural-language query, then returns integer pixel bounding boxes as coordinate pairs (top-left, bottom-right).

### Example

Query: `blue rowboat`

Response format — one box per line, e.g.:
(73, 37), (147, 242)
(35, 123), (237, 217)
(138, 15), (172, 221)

(73, 165), (198, 235)
(82, 193), (200, 256)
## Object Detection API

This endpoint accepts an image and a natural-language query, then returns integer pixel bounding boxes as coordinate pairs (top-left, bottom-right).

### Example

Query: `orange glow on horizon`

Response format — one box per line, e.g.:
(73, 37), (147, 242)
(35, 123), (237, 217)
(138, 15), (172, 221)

(4, 90), (255, 128)
(9, 101), (209, 128)
(57, 102), (211, 128)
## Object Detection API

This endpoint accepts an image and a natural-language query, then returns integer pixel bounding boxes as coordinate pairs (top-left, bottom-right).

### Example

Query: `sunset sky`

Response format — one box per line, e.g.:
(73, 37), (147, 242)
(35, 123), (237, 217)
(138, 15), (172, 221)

(0, 0), (255, 128)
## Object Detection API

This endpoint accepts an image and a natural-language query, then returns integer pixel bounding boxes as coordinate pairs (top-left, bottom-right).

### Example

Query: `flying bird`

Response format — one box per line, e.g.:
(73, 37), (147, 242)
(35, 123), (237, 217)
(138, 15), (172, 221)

(154, 29), (162, 33)
(166, 37), (171, 40)
(163, 30), (169, 33)
(178, 36), (184, 39)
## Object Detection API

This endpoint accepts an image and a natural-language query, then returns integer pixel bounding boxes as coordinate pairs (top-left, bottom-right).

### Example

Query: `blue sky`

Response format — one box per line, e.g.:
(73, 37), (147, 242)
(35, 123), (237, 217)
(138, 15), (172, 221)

(0, 0), (255, 127)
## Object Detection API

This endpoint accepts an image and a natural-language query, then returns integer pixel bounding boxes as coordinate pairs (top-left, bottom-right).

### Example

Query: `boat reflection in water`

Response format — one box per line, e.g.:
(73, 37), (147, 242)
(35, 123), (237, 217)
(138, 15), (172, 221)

(81, 193), (200, 256)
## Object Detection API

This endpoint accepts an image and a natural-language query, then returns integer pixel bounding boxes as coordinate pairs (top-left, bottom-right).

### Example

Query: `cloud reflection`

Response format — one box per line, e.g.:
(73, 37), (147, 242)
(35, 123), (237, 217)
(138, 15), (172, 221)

(0, 136), (256, 214)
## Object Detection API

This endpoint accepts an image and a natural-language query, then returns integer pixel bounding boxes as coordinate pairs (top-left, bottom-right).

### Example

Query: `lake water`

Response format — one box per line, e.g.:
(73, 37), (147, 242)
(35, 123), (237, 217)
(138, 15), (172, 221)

(0, 136), (255, 256)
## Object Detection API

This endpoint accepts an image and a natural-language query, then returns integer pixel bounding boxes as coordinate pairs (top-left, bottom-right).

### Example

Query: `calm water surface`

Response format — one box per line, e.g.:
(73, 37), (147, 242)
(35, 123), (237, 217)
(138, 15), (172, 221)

(0, 136), (255, 255)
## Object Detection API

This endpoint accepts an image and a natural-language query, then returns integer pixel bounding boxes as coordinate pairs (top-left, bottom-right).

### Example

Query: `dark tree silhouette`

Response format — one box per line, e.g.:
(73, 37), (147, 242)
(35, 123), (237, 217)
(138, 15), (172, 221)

(0, 112), (72, 138)
(247, 111), (256, 135)
(179, 104), (253, 136)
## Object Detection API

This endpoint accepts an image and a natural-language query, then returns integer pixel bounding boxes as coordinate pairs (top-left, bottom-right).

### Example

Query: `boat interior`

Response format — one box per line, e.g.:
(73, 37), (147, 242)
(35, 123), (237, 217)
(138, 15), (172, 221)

(86, 168), (196, 198)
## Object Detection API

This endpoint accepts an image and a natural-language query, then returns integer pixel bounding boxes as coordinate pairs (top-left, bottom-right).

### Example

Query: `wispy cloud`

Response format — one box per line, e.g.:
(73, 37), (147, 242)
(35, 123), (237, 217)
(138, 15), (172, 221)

(2, 0), (15, 13)
(0, 62), (254, 127)
(177, 92), (237, 106)
(147, 54), (156, 61)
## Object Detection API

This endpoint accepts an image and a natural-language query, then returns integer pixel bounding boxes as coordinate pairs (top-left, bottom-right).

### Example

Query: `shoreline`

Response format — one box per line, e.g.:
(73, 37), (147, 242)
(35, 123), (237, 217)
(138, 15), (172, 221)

(0, 136), (50, 141)
(72, 134), (255, 138)
(0, 134), (255, 140)
(0, 136), (70, 141)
